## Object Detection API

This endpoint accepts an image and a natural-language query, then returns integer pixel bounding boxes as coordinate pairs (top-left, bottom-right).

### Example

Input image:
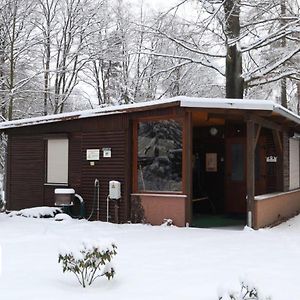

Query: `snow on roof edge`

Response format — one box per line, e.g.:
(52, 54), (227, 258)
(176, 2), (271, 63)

(178, 96), (276, 111)
(0, 98), (180, 130)
(1, 97), (299, 130)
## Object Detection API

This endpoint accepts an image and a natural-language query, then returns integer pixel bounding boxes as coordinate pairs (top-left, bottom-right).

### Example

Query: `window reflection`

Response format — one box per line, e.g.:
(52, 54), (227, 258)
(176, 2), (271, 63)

(137, 120), (182, 191)
(231, 144), (244, 181)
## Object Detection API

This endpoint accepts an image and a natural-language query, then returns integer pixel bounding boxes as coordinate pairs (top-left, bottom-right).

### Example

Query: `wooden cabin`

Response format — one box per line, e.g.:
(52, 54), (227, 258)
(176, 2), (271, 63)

(1, 97), (300, 229)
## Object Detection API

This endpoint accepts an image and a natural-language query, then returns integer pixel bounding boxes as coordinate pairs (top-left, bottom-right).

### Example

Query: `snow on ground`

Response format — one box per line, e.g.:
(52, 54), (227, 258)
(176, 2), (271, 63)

(1, 213), (300, 300)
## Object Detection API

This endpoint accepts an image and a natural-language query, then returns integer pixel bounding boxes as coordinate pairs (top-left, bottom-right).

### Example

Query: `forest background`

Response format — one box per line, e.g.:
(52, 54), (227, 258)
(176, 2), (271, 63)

(0, 0), (299, 122)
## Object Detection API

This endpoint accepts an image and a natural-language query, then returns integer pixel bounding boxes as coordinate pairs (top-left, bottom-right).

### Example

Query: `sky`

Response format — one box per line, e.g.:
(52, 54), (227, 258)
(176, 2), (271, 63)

(129, 0), (181, 11)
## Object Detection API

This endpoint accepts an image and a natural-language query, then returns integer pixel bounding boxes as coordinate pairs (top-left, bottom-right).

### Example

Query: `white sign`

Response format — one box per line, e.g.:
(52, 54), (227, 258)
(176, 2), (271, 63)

(86, 149), (100, 161)
(102, 148), (111, 158)
(266, 156), (277, 163)
(206, 153), (217, 172)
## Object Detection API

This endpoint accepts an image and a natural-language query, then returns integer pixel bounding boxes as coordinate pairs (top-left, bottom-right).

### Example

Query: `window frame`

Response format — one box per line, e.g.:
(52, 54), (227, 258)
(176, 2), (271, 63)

(132, 116), (185, 194)
(45, 136), (69, 185)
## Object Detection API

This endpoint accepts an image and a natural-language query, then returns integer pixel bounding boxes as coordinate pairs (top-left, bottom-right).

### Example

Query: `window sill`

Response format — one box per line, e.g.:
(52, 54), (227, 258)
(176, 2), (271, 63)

(44, 183), (69, 186)
(132, 193), (187, 198)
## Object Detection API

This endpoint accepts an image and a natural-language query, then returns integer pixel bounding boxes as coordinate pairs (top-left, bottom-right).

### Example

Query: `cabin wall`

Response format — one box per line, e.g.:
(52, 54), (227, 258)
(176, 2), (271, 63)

(283, 131), (290, 192)
(5, 106), (181, 222)
(7, 135), (45, 210)
(6, 114), (130, 222)
(6, 104), (299, 228)
(80, 130), (128, 222)
(131, 193), (187, 226)
(254, 189), (300, 228)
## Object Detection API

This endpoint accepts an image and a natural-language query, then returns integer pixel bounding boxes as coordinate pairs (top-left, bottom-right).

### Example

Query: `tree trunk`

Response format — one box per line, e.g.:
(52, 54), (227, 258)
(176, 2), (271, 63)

(8, 5), (17, 121)
(281, 78), (287, 108)
(223, 0), (244, 99)
(280, 0), (287, 108)
(0, 26), (6, 119)
(297, 82), (300, 115)
(43, 3), (52, 116)
(43, 31), (51, 116)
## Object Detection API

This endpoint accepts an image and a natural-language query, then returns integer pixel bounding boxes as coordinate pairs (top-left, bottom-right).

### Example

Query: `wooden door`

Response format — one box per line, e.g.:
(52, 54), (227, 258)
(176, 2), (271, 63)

(225, 137), (247, 214)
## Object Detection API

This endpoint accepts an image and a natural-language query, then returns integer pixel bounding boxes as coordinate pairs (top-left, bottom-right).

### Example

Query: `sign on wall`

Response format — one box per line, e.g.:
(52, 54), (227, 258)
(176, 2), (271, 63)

(86, 149), (100, 161)
(102, 148), (112, 158)
(206, 153), (217, 172)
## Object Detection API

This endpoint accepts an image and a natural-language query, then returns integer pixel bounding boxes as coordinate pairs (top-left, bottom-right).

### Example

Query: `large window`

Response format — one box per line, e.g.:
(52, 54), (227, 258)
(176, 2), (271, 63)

(137, 119), (182, 192)
(47, 138), (69, 184)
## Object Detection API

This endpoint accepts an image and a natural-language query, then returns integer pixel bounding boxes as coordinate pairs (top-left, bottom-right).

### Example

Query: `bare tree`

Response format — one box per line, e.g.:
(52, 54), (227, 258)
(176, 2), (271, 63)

(36, 0), (59, 115)
(144, 0), (300, 102)
(1, 0), (38, 120)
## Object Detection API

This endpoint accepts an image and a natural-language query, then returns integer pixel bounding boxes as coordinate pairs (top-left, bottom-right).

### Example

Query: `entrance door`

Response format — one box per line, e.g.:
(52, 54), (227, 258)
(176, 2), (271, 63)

(192, 126), (225, 214)
(225, 137), (246, 214)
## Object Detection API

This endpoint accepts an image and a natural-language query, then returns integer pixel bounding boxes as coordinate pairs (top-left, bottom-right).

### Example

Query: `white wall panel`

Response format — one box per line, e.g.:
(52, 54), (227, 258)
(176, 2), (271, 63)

(47, 139), (69, 184)
(289, 138), (300, 190)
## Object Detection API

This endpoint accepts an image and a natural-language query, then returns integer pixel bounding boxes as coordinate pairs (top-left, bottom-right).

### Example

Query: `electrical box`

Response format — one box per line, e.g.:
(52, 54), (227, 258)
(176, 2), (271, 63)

(109, 181), (121, 200)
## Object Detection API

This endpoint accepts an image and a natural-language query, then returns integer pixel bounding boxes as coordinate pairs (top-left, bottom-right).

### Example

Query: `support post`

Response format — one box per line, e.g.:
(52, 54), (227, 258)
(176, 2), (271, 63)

(246, 118), (255, 228)
(272, 130), (284, 191)
(184, 111), (193, 226)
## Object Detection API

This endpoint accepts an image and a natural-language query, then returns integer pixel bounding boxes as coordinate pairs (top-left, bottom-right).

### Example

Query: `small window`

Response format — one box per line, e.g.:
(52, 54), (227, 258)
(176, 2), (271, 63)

(255, 146), (260, 180)
(47, 138), (69, 184)
(231, 144), (244, 181)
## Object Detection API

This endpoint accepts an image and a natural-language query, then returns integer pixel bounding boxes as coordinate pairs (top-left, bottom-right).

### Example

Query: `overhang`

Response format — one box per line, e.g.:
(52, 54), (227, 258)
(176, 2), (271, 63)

(0, 96), (299, 130)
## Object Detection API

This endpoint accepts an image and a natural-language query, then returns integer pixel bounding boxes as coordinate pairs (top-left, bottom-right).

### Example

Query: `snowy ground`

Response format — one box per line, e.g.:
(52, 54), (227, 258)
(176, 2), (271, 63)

(1, 213), (300, 300)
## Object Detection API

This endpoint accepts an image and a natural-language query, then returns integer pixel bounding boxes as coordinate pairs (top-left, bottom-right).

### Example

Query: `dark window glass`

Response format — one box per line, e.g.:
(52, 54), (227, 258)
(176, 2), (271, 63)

(231, 144), (244, 181)
(255, 146), (260, 180)
(137, 120), (182, 191)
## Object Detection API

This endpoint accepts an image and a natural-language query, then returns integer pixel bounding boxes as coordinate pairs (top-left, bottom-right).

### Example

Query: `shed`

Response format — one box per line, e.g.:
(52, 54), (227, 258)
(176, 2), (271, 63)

(1, 96), (300, 229)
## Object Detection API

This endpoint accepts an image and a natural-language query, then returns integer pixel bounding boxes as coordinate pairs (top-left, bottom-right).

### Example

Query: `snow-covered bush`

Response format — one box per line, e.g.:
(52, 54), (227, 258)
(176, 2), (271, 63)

(9, 206), (62, 218)
(58, 241), (117, 288)
(162, 219), (173, 226)
(219, 282), (271, 300)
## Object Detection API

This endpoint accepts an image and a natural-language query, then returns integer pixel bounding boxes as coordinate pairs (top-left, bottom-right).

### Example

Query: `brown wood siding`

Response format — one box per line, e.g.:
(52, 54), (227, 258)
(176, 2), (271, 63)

(80, 130), (128, 222)
(283, 131), (290, 192)
(69, 132), (83, 192)
(6, 113), (129, 136)
(7, 135), (45, 210)
(5, 105), (188, 221)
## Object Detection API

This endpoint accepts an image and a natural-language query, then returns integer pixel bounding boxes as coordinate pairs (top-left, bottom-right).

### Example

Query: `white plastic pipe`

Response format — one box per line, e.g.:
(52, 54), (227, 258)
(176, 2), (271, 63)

(106, 196), (109, 222)
(94, 179), (100, 221)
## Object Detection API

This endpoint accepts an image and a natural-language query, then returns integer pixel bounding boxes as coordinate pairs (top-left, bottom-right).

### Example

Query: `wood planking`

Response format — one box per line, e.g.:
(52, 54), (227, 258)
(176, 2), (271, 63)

(5, 106), (179, 220)
(8, 135), (45, 210)
(80, 131), (128, 222)
(69, 132), (83, 192)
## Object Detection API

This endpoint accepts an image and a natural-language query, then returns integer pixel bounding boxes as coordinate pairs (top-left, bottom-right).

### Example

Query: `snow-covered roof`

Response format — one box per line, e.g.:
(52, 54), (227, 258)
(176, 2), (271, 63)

(0, 96), (300, 130)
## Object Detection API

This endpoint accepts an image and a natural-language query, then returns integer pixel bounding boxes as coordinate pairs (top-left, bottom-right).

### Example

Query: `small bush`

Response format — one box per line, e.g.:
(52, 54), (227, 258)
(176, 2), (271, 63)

(219, 281), (271, 300)
(58, 241), (117, 288)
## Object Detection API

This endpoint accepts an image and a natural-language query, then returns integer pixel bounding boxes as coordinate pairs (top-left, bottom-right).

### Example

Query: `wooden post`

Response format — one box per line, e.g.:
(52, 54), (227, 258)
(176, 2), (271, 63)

(246, 118), (255, 228)
(272, 130), (284, 191)
(184, 111), (193, 226)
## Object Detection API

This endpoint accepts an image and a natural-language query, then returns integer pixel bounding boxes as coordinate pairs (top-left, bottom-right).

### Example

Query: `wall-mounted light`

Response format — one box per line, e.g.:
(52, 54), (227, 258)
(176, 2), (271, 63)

(210, 127), (218, 136)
